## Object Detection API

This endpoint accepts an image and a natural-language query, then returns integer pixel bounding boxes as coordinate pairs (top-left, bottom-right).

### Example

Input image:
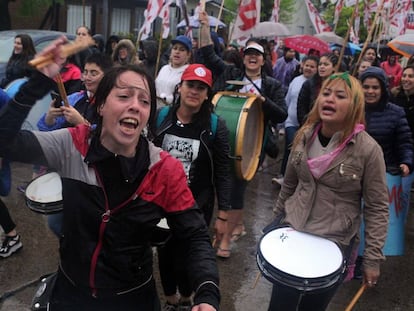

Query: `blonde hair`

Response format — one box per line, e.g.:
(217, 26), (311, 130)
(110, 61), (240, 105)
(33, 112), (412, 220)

(293, 73), (365, 148)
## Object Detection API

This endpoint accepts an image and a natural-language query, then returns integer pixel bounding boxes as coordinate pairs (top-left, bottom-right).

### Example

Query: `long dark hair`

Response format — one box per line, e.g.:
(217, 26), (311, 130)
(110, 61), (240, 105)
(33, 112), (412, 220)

(8, 34), (36, 63)
(94, 65), (157, 136)
(171, 83), (214, 131)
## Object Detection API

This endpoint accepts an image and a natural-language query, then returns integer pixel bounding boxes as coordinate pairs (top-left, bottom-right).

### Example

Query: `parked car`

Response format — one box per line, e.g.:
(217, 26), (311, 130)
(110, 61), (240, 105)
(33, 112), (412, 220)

(0, 30), (76, 130)
(0, 29), (76, 84)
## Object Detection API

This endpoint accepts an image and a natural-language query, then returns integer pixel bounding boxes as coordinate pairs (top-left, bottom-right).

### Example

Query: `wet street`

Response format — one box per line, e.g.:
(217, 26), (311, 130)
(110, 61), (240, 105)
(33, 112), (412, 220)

(1, 152), (414, 310)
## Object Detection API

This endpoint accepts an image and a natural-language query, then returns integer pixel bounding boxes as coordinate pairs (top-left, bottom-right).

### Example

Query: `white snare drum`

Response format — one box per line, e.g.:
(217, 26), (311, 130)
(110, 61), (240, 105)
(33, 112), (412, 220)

(257, 227), (345, 292)
(25, 172), (63, 215)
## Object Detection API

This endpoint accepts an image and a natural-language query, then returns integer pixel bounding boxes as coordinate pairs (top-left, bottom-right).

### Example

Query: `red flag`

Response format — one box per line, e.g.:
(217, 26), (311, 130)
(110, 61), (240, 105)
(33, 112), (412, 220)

(230, 0), (261, 41)
(333, 0), (344, 27)
(304, 0), (332, 34)
(388, 0), (412, 36)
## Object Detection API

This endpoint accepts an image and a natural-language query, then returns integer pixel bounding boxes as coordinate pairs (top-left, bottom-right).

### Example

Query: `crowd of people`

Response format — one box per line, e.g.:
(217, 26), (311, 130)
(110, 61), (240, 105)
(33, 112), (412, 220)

(1, 9), (414, 311)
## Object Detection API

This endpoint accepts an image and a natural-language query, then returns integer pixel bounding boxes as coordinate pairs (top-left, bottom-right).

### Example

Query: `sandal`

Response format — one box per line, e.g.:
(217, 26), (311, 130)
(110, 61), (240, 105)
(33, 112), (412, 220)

(231, 224), (247, 242)
(216, 247), (231, 259)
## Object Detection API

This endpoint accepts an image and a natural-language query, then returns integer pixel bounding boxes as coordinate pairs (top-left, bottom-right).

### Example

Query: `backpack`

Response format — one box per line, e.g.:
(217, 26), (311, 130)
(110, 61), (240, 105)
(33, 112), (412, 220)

(156, 106), (218, 140)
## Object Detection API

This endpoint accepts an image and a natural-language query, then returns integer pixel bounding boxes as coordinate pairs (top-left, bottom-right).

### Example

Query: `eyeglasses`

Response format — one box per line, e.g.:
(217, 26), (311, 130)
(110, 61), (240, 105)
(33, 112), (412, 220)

(183, 81), (208, 91)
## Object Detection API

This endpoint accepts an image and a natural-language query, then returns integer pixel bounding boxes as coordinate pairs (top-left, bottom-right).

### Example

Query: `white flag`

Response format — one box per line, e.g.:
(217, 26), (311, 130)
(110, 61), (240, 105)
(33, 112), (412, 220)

(270, 0), (280, 23)
(139, 0), (164, 40)
(304, 0), (332, 34)
(159, 0), (174, 39)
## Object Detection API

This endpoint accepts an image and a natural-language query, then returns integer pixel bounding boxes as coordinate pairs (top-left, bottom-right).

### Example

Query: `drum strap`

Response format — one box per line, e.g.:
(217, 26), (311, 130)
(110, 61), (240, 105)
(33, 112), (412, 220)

(156, 106), (218, 140)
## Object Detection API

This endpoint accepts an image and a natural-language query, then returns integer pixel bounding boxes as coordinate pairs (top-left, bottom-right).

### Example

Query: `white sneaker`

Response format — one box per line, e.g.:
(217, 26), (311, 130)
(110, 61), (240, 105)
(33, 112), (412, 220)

(271, 176), (284, 185)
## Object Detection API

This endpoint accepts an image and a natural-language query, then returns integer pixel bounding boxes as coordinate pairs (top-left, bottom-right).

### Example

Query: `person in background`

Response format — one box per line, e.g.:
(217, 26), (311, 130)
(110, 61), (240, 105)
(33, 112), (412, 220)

(138, 38), (159, 79)
(353, 66), (413, 279)
(355, 59), (372, 77)
(0, 34), (36, 88)
(105, 35), (120, 56)
(0, 36), (219, 310)
(380, 55), (403, 90)
(0, 88), (22, 258)
(92, 34), (105, 54)
(111, 39), (140, 66)
(154, 64), (231, 310)
(297, 53), (339, 126)
(73, 25), (94, 70)
(56, 55), (82, 95)
(390, 64), (414, 220)
(155, 35), (192, 106)
(274, 55), (319, 185)
(269, 72), (389, 310)
(199, 10), (287, 249)
(272, 47), (300, 94)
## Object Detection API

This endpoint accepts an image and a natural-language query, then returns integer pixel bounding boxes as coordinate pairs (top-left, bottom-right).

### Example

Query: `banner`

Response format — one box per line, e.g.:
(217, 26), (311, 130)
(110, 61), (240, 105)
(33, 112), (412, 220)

(230, 0), (261, 41)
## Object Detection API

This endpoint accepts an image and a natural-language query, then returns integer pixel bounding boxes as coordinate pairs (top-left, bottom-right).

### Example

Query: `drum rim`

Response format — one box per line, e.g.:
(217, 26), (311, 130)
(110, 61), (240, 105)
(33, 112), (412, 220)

(26, 198), (63, 215)
(256, 227), (345, 290)
(212, 92), (264, 181)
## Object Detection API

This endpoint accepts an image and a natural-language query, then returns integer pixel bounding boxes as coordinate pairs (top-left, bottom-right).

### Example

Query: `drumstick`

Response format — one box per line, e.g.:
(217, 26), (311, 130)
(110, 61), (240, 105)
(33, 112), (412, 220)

(252, 271), (261, 289)
(29, 37), (94, 69)
(344, 284), (367, 311)
(55, 74), (70, 107)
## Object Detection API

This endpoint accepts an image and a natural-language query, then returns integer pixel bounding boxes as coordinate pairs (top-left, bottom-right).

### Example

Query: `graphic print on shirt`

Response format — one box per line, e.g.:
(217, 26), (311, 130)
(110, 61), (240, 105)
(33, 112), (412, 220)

(162, 133), (200, 182)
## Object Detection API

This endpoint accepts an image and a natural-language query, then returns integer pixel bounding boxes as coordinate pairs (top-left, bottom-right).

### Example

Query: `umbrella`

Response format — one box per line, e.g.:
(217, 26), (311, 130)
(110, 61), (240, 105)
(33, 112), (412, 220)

(314, 31), (344, 45)
(177, 15), (226, 28)
(330, 42), (361, 55)
(251, 21), (290, 37)
(284, 35), (331, 55)
(387, 34), (414, 58)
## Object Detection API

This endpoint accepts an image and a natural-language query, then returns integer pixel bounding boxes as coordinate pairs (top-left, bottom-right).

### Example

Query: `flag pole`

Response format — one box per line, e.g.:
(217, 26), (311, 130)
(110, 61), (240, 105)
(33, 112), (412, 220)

(336, 3), (358, 72)
(214, 0), (225, 33)
(155, 27), (164, 76)
(352, 0), (384, 76)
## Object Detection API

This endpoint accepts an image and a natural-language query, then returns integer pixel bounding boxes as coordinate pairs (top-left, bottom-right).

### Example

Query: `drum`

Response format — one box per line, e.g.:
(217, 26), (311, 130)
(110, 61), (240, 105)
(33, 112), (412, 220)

(4, 78), (51, 130)
(257, 227), (345, 292)
(212, 91), (264, 181)
(25, 172), (63, 214)
(151, 218), (171, 247)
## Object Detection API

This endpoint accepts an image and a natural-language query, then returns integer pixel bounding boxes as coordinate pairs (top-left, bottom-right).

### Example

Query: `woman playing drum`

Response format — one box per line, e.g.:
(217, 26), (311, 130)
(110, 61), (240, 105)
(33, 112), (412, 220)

(198, 11), (287, 254)
(268, 73), (389, 310)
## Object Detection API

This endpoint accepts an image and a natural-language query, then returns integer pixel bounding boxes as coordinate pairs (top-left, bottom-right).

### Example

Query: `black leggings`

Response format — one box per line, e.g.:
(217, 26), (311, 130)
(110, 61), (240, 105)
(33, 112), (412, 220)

(0, 198), (16, 234)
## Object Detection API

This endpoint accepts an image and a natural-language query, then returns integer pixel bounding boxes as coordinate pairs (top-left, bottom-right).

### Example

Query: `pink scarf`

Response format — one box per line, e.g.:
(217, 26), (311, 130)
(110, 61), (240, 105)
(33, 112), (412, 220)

(307, 124), (365, 179)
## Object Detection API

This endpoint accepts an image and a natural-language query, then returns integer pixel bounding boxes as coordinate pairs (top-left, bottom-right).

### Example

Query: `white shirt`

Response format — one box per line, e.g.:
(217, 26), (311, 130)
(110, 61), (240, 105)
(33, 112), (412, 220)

(155, 64), (189, 104)
(284, 74), (307, 128)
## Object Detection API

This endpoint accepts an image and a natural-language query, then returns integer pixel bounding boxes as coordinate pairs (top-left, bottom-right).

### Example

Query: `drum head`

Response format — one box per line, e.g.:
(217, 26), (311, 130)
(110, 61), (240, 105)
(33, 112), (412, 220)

(259, 227), (343, 278)
(25, 172), (63, 215)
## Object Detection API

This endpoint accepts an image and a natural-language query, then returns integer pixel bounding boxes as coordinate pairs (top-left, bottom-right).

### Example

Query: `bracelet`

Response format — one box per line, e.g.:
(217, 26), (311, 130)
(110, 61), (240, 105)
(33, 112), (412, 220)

(217, 216), (227, 222)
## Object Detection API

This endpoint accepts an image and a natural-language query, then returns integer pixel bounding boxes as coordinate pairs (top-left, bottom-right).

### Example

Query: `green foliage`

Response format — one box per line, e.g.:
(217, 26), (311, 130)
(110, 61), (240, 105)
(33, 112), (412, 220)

(322, 1), (368, 42)
(20, 0), (65, 16)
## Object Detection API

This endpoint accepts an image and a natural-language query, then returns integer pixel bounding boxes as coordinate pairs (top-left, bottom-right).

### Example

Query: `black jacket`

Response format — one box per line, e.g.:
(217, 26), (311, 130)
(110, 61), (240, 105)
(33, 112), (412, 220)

(153, 106), (232, 213)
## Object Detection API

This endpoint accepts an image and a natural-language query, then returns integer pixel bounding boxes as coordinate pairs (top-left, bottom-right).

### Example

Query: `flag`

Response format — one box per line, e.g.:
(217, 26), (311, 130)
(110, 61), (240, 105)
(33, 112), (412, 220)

(159, 0), (174, 39)
(353, 1), (360, 44)
(139, 0), (163, 40)
(333, 0), (344, 27)
(230, 0), (261, 41)
(270, 0), (280, 23)
(388, 0), (412, 36)
(304, 0), (332, 34)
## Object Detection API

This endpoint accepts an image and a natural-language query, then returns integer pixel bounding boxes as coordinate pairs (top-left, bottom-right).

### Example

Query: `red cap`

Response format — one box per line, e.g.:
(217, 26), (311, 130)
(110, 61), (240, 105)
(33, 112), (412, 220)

(181, 64), (213, 88)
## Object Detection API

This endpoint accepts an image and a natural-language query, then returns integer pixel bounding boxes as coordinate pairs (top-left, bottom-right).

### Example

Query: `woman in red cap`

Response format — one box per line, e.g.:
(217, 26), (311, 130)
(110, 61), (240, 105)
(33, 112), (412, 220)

(153, 64), (232, 310)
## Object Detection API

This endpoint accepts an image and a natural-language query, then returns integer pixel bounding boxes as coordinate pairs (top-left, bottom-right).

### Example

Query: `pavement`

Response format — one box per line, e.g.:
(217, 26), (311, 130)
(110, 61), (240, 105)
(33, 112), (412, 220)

(1, 155), (414, 311)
